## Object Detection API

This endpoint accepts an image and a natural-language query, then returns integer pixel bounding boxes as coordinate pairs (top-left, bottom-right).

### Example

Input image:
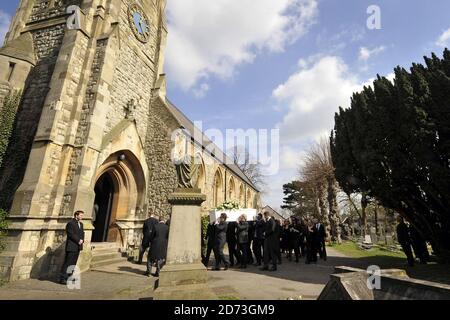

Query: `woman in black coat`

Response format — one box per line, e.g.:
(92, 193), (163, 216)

(280, 220), (290, 257)
(236, 214), (249, 268)
(148, 218), (169, 277)
(305, 220), (318, 264)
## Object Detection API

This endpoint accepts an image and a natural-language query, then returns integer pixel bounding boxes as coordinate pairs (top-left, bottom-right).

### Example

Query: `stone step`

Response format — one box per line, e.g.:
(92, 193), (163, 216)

(91, 248), (121, 256)
(90, 257), (127, 269)
(91, 252), (123, 263)
(91, 242), (121, 251)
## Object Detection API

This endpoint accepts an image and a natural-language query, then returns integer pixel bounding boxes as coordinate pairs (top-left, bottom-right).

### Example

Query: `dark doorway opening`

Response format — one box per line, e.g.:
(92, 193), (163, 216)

(92, 173), (115, 242)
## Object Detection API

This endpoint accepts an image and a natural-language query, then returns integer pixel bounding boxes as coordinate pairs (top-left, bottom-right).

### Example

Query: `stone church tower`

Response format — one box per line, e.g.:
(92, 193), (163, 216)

(0, 0), (260, 282)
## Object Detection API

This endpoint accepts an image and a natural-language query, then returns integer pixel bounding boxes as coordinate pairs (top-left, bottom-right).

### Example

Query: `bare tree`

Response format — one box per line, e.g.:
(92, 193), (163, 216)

(230, 146), (267, 194)
(300, 137), (342, 243)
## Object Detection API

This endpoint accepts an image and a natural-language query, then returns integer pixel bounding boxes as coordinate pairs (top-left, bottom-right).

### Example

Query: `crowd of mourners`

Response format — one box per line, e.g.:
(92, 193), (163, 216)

(201, 211), (328, 271)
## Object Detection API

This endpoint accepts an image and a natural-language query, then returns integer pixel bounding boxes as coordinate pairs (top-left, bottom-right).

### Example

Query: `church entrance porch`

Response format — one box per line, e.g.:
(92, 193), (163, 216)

(90, 150), (147, 247)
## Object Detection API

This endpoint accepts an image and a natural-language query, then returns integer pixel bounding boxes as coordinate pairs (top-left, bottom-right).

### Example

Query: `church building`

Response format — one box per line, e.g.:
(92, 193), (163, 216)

(0, 0), (260, 282)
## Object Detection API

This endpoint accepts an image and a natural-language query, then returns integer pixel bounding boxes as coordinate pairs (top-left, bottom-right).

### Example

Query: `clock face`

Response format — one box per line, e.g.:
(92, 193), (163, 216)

(128, 4), (151, 43)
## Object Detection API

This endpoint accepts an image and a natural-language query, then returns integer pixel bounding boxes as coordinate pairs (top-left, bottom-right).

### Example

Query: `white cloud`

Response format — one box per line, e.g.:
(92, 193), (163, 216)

(165, 0), (318, 94)
(280, 145), (306, 170)
(273, 56), (362, 143)
(436, 27), (450, 47)
(0, 10), (11, 45)
(193, 83), (210, 99)
(358, 45), (386, 61)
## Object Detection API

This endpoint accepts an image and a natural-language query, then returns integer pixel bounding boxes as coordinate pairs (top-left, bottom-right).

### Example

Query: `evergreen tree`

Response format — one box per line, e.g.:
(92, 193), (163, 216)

(331, 49), (450, 261)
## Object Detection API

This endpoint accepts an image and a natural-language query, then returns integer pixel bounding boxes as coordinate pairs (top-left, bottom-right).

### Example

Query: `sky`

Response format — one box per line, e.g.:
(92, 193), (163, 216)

(1, 0), (450, 211)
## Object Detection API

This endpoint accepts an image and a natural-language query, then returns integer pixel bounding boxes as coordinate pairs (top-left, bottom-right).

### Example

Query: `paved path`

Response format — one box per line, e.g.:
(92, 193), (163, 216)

(0, 248), (351, 300)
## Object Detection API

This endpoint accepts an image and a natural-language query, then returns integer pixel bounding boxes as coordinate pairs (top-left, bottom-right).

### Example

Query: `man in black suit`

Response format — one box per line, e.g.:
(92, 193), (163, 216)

(252, 213), (265, 266)
(139, 213), (158, 267)
(409, 224), (429, 264)
(148, 217), (170, 277)
(60, 210), (85, 284)
(202, 221), (216, 267)
(313, 218), (327, 261)
(143, 214), (159, 275)
(213, 213), (229, 271)
(275, 219), (282, 264)
(261, 211), (277, 271)
(396, 216), (415, 266)
(226, 221), (239, 267)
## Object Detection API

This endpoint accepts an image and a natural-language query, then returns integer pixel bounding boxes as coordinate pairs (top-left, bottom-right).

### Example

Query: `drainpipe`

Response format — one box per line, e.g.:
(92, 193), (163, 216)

(224, 169), (227, 202)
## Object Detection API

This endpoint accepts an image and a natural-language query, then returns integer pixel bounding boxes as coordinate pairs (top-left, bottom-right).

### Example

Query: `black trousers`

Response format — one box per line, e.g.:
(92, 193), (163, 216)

(237, 242), (248, 266)
(150, 259), (166, 276)
(60, 251), (80, 280)
(227, 242), (239, 266)
(306, 241), (317, 263)
(203, 244), (214, 266)
(401, 243), (415, 266)
(247, 242), (254, 264)
(288, 245), (300, 262)
(412, 241), (429, 263)
(138, 244), (149, 264)
(299, 238), (306, 257)
(252, 238), (264, 264)
(214, 243), (229, 268)
(317, 240), (327, 260)
(263, 239), (277, 268)
(276, 240), (282, 263)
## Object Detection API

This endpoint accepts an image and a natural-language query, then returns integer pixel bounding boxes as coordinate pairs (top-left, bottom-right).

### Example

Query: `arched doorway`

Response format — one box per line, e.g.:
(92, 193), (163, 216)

(91, 150), (146, 244)
(92, 173), (115, 242)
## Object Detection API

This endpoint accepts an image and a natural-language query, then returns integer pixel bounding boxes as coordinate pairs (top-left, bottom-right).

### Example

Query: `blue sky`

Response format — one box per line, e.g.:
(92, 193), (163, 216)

(1, 0), (450, 211)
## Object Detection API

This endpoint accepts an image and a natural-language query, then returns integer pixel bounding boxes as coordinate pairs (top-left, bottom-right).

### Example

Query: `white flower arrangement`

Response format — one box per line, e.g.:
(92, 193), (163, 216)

(216, 200), (241, 211)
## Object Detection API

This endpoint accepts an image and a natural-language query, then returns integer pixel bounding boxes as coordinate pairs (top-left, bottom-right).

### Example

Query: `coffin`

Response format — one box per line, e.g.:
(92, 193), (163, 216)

(209, 209), (258, 223)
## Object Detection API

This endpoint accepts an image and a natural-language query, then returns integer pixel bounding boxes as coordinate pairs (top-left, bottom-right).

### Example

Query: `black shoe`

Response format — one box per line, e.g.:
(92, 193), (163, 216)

(260, 266), (269, 271)
(253, 263), (261, 267)
(224, 265), (229, 271)
(59, 279), (67, 285)
(269, 266), (277, 271)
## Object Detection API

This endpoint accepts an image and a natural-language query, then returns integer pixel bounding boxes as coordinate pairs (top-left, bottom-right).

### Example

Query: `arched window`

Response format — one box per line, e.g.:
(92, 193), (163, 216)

(228, 177), (236, 201)
(194, 155), (206, 191)
(213, 170), (223, 207)
(239, 184), (245, 207)
(246, 189), (252, 208)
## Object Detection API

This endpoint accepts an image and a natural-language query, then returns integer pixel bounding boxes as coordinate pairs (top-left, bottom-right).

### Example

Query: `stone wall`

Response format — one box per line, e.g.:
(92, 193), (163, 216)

(0, 83), (10, 110)
(145, 96), (178, 217)
(0, 23), (66, 209)
(106, 0), (159, 139)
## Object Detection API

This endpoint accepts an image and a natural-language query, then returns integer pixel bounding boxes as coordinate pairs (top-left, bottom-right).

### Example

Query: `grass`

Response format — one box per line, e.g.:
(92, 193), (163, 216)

(331, 241), (405, 259)
(330, 241), (450, 285)
(329, 240), (409, 268)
